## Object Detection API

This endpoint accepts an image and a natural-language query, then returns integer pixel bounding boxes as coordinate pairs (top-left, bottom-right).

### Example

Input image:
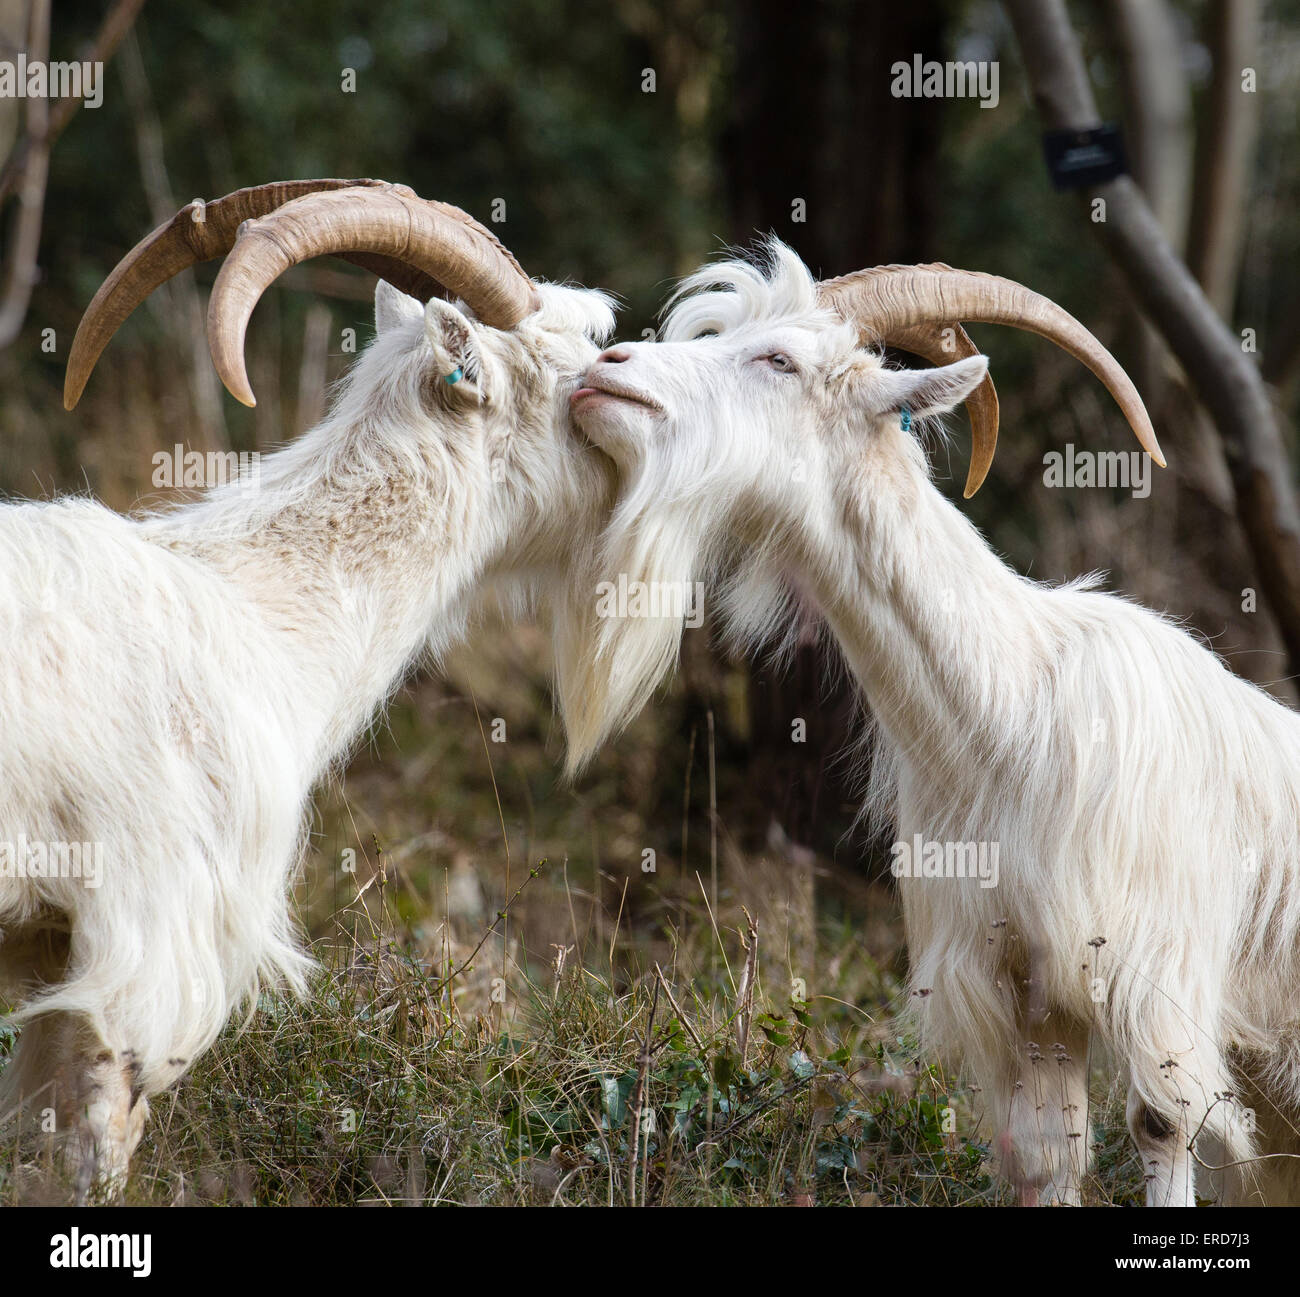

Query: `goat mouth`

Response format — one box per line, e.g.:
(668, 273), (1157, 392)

(570, 382), (662, 413)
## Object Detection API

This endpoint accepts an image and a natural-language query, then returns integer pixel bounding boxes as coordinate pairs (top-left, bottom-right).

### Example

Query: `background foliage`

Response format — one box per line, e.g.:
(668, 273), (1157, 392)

(1, 0), (1298, 1203)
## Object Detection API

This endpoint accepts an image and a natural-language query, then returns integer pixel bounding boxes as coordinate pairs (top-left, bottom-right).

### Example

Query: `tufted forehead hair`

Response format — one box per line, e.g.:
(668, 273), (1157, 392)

(527, 281), (618, 345)
(660, 238), (855, 356)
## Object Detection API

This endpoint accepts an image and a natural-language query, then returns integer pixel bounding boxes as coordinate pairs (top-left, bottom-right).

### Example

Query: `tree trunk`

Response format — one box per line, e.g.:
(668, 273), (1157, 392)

(1006, 0), (1300, 685)
(720, 0), (947, 855)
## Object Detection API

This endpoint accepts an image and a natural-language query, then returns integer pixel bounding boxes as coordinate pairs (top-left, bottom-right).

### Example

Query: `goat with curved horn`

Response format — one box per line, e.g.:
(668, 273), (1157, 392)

(10, 178), (616, 1199)
(64, 178), (540, 409)
(205, 183), (540, 406)
(817, 262), (1164, 496)
(568, 240), (1300, 1207)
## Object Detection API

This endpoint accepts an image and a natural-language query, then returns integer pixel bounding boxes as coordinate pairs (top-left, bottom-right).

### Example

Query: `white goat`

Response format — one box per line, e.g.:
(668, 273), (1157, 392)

(565, 240), (1300, 1207)
(0, 179), (615, 1197)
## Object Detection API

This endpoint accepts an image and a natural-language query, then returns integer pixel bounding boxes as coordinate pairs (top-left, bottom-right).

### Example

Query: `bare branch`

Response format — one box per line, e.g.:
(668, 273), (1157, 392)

(0, 0), (148, 205)
(1186, 0), (1261, 317)
(295, 301), (332, 431)
(0, 0), (51, 350)
(1005, 0), (1300, 679)
(116, 28), (227, 448)
(1105, 0), (1192, 250)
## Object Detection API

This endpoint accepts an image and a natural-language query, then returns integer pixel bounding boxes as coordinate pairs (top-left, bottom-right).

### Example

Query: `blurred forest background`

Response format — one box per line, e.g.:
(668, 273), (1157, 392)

(2, 0), (1299, 1203)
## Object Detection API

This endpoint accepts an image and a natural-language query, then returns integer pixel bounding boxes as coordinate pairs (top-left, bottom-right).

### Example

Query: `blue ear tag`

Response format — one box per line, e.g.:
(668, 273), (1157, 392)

(444, 367), (464, 385)
(899, 404), (912, 432)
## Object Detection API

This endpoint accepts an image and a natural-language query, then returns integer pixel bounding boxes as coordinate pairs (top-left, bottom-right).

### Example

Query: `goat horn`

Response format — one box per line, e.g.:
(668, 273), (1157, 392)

(882, 321), (1000, 496)
(207, 183), (540, 406)
(63, 179), (417, 410)
(817, 263), (1164, 497)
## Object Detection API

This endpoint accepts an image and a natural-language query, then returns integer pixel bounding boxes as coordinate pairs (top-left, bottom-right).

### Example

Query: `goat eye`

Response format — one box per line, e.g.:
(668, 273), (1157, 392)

(765, 352), (795, 372)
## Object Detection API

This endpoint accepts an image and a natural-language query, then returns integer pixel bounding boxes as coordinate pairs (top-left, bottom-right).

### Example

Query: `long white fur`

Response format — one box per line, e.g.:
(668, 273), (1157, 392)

(0, 277), (615, 1189)
(566, 240), (1300, 1206)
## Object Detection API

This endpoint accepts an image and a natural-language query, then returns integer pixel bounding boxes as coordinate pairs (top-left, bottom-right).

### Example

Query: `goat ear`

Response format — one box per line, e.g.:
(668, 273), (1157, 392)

(870, 355), (989, 420)
(374, 279), (423, 335)
(424, 298), (484, 398)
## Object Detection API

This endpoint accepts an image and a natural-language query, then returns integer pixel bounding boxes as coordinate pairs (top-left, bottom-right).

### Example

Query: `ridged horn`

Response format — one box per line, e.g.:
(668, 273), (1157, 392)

(65, 179), (395, 409)
(885, 321), (1000, 497)
(207, 183), (540, 406)
(817, 263), (1163, 497)
(64, 179), (540, 410)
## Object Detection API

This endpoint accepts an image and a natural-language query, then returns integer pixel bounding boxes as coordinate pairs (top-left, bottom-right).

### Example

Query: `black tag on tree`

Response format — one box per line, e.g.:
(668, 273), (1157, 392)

(1042, 125), (1128, 190)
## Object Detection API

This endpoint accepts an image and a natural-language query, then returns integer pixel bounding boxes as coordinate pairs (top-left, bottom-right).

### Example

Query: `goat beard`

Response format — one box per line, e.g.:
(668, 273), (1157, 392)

(553, 478), (806, 775)
(554, 490), (710, 774)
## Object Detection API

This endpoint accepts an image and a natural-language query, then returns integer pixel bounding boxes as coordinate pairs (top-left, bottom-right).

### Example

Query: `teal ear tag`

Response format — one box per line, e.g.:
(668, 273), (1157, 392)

(899, 404), (912, 432)
(444, 367), (464, 384)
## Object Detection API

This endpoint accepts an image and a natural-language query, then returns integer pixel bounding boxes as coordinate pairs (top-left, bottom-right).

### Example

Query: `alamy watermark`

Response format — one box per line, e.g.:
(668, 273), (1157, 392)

(890, 834), (1000, 888)
(153, 445), (262, 493)
(50, 1229), (150, 1278)
(1043, 444), (1150, 498)
(890, 56), (999, 109)
(0, 55), (103, 108)
(0, 835), (102, 888)
(595, 574), (704, 628)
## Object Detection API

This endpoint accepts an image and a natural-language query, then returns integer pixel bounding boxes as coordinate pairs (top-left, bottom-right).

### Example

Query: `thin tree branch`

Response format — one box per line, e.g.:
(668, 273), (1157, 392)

(1102, 0), (1192, 404)
(1005, 0), (1300, 680)
(1105, 0), (1192, 251)
(1186, 0), (1260, 317)
(117, 26), (227, 448)
(0, 0), (148, 205)
(0, 0), (51, 350)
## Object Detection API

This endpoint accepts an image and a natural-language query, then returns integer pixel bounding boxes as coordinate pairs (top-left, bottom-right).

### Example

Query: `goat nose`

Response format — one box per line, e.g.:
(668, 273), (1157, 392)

(597, 346), (630, 364)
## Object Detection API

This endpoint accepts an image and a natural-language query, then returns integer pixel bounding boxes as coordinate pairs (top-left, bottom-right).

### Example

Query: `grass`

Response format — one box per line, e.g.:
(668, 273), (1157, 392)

(0, 887), (1147, 1207)
(0, 639), (1149, 1207)
(5, 945), (997, 1206)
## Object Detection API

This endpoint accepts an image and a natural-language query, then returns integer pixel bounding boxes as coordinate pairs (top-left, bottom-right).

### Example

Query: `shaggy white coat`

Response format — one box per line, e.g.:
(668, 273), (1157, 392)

(566, 241), (1300, 1206)
(0, 278), (615, 1189)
